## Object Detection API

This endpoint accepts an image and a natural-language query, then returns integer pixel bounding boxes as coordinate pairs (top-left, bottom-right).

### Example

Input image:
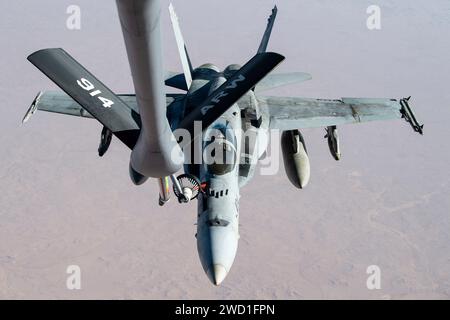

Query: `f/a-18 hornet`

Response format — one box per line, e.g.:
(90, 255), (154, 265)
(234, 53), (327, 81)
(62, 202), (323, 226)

(23, 1), (423, 285)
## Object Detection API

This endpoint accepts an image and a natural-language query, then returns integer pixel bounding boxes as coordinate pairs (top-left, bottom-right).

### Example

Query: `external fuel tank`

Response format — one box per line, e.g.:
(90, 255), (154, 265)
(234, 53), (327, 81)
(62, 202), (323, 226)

(281, 129), (310, 189)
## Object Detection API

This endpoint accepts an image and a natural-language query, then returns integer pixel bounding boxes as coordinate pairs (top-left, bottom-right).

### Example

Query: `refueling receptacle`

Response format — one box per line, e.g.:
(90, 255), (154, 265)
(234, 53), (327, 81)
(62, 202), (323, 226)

(172, 173), (202, 203)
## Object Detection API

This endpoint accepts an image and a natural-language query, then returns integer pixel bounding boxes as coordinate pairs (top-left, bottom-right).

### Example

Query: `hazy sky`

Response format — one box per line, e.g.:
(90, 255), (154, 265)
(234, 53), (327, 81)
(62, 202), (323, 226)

(0, 0), (449, 299)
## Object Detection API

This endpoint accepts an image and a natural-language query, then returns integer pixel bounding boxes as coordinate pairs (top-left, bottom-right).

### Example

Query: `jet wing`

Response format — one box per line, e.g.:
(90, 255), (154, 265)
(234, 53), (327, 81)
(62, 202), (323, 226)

(259, 96), (423, 133)
(254, 72), (312, 93)
(24, 90), (183, 124)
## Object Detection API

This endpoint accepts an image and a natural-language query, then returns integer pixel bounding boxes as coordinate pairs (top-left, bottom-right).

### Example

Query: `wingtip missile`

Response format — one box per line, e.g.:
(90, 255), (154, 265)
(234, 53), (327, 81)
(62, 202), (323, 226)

(22, 91), (43, 124)
(399, 96), (424, 135)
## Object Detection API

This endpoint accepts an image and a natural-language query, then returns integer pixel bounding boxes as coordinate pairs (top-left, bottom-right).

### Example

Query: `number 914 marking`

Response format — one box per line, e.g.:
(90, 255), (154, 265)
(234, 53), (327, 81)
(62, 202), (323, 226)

(77, 78), (114, 108)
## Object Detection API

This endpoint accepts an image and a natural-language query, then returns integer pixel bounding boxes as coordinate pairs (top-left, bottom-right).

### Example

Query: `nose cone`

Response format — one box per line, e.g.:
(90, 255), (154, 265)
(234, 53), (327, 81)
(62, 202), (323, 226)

(197, 224), (238, 286)
(207, 264), (228, 286)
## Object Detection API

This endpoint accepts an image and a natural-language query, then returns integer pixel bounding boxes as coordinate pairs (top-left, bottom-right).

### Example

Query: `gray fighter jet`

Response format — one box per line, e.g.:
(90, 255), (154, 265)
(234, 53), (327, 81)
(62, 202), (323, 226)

(23, 1), (423, 285)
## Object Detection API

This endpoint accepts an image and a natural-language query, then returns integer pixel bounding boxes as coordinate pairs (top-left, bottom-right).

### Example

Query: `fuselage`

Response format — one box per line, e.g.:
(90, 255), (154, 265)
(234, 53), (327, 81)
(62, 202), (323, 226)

(196, 113), (241, 285)
(184, 64), (244, 285)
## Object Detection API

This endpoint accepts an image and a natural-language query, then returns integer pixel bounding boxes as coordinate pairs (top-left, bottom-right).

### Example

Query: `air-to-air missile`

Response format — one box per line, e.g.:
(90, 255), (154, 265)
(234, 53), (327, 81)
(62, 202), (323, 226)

(325, 125), (341, 161)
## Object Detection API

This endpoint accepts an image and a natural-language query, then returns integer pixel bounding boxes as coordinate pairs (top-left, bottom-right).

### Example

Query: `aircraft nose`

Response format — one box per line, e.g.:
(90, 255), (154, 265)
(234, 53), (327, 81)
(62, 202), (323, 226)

(197, 223), (238, 286)
(207, 264), (228, 286)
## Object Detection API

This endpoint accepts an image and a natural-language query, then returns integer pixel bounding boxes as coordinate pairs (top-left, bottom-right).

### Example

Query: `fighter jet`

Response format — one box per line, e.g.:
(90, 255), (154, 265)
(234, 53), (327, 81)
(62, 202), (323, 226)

(22, 1), (423, 286)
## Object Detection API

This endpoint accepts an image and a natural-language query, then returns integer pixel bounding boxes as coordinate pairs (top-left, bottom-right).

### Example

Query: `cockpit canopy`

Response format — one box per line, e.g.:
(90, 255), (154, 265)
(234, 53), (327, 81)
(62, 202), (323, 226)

(203, 124), (237, 176)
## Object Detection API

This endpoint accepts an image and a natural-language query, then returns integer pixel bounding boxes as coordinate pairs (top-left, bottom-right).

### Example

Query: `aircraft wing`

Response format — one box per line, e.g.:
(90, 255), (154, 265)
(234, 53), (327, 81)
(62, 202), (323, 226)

(259, 96), (423, 134)
(255, 72), (312, 93)
(24, 91), (184, 124)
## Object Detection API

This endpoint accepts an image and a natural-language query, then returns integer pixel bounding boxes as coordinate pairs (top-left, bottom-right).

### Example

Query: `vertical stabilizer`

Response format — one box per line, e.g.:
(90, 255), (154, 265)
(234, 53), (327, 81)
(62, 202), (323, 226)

(257, 6), (278, 54)
(169, 3), (193, 89)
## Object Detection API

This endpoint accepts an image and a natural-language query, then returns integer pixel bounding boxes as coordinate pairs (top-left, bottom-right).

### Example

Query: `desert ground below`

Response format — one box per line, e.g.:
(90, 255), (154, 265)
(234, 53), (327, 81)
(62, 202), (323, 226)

(0, 0), (449, 299)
